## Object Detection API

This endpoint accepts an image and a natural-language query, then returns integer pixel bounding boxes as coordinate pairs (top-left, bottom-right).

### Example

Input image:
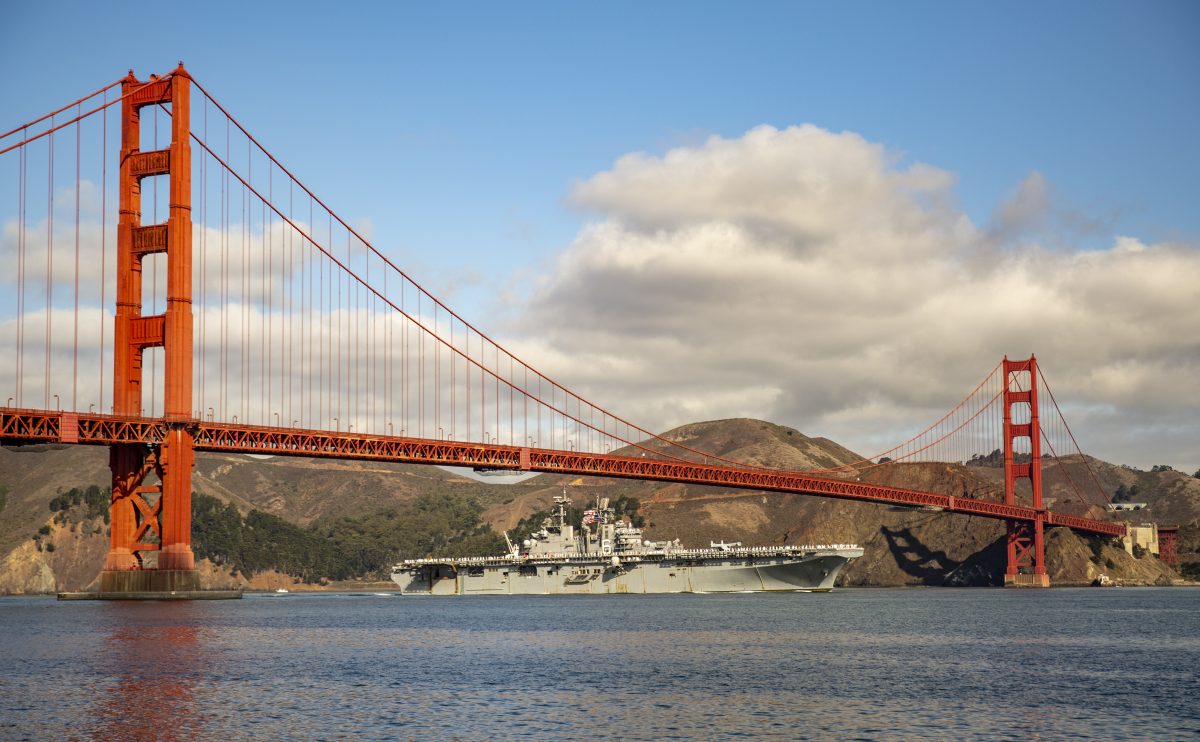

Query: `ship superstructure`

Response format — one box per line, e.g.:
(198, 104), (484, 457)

(391, 492), (863, 595)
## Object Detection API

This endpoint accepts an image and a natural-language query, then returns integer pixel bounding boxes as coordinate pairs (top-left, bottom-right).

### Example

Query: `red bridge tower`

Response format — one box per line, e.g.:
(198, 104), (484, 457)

(101, 64), (198, 593)
(1003, 355), (1050, 587)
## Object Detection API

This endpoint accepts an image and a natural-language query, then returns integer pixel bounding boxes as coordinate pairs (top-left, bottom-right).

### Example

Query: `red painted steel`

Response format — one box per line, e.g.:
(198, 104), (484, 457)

(0, 407), (1129, 539)
(1157, 526), (1179, 567)
(106, 65), (195, 577)
(1003, 355), (1050, 585)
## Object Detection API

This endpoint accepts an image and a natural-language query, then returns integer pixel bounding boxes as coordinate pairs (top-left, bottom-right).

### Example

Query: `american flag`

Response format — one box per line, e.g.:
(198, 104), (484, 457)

(581, 509), (597, 526)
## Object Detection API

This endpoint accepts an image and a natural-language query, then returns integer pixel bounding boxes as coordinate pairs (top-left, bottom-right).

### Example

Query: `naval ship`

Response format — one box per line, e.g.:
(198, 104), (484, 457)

(391, 492), (863, 595)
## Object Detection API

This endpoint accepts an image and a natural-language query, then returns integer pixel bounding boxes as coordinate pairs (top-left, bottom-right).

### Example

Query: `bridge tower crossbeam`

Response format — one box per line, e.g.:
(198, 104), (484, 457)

(101, 64), (198, 593)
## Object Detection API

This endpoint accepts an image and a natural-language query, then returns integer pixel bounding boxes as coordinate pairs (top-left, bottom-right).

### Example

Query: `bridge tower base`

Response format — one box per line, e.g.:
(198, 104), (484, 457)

(1003, 356), (1051, 588)
(98, 569), (201, 593)
(1003, 572), (1051, 588)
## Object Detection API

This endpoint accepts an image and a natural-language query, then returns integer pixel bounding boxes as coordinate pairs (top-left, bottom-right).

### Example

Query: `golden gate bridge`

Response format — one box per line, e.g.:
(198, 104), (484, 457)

(0, 65), (1176, 594)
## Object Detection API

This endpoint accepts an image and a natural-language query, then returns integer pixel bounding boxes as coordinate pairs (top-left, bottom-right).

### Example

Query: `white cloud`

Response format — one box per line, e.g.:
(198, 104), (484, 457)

(990, 171), (1050, 239)
(2, 130), (1196, 472)
(504, 124), (1200, 471)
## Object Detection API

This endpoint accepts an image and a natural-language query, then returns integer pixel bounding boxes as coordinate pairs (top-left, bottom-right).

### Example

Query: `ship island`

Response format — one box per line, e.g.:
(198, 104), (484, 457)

(391, 492), (863, 595)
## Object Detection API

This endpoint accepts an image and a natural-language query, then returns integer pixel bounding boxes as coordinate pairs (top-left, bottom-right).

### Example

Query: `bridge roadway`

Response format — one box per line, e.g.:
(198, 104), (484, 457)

(0, 408), (1127, 538)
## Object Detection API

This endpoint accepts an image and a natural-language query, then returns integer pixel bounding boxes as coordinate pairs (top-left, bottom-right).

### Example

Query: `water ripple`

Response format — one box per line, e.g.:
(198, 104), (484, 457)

(1, 589), (1197, 740)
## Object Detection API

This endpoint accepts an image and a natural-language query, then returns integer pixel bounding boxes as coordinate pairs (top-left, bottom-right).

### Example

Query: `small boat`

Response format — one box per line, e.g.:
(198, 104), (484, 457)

(274, 587), (290, 594)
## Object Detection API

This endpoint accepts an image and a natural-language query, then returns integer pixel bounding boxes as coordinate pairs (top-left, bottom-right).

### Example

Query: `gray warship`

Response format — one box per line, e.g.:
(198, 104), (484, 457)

(391, 492), (863, 595)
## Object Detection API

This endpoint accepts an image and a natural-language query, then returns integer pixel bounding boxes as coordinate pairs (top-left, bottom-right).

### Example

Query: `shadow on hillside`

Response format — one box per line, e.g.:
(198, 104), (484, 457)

(880, 526), (1006, 586)
(946, 534), (1006, 587)
(880, 526), (963, 584)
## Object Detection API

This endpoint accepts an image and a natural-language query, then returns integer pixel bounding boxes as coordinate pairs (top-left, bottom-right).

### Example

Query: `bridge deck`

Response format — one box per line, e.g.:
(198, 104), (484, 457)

(0, 408), (1127, 537)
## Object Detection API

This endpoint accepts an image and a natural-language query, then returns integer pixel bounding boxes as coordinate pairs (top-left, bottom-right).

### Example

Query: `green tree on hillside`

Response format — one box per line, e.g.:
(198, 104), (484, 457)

(192, 493), (348, 581)
(48, 485), (110, 522)
(191, 491), (507, 582)
(315, 493), (506, 576)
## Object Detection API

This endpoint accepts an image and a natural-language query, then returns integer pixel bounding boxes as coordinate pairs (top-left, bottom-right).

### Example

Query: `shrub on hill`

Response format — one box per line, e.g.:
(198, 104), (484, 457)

(192, 491), (506, 581)
(48, 485), (110, 522)
(1112, 484), (1140, 503)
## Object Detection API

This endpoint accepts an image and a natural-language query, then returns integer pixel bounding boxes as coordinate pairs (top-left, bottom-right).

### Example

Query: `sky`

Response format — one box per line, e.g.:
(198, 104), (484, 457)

(2, 1), (1198, 473)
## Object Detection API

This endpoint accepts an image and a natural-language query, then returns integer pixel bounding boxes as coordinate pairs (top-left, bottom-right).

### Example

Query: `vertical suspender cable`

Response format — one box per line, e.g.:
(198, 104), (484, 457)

(385, 258), (390, 434)
(221, 115), (229, 418)
(267, 161), (273, 424)
(439, 301), (444, 432)
(243, 140), (250, 422)
(46, 115), (54, 409)
(365, 238), (371, 432)
(334, 212), (339, 427)
(100, 96), (107, 414)
(72, 104), (80, 411)
(17, 127), (27, 405)
(260, 197), (267, 422)
(200, 98), (207, 417)
(287, 181), (293, 427)
(418, 291), (424, 437)
(404, 278), (408, 436)
(309, 196), (314, 427)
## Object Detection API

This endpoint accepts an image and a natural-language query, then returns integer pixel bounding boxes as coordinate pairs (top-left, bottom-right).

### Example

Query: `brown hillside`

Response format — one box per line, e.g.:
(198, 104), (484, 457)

(624, 417), (865, 470)
(2, 418), (1193, 592)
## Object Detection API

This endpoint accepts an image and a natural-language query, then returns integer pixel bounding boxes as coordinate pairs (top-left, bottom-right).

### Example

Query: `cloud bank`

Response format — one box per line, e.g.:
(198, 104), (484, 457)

(506, 125), (1200, 470)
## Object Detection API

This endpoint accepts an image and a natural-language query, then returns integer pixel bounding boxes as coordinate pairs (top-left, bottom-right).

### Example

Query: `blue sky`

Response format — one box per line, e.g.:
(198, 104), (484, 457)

(5, 2), (1196, 278)
(2, 2), (1198, 470)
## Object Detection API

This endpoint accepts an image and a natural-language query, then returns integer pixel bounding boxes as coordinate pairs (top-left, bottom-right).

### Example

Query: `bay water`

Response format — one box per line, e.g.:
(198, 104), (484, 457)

(1, 588), (1197, 740)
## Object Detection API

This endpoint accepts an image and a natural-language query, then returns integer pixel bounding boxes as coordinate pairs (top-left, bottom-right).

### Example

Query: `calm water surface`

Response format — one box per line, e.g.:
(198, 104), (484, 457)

(1, 588), (1197, 740)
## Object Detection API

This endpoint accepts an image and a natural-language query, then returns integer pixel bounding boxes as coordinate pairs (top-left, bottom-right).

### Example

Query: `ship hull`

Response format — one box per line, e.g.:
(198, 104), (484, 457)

(391, 550), (859, 595)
